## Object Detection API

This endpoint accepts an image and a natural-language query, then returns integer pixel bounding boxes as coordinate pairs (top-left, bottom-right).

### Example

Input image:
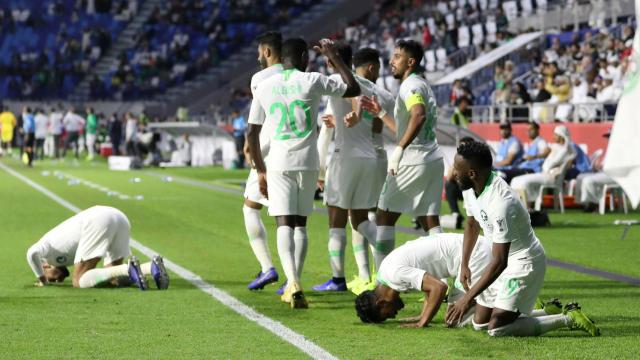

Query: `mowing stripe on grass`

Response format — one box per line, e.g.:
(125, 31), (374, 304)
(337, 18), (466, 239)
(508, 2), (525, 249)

(0, 162), (338, 360)
(150, 172), (640, 287)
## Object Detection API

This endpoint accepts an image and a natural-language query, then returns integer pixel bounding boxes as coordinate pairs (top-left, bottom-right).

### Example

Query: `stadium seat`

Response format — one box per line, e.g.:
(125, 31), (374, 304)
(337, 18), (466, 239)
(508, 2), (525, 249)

(472, 23), (485, 46)
(458, 26), (471, 48)
(599, 184), (629, 215)
(425, 50), (437, 72)
(502, 1), (519, 21)
(534, 158), (573, 213)
(436, 48), (448, 71)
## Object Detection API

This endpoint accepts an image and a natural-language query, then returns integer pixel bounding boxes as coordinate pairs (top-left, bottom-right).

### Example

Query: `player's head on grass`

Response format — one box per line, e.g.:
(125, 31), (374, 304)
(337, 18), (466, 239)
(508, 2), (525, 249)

(326, 41), (352, 71)
(256, 31), (282, 69)
(454, 140), (493, 193)
(391, 40), (423, 80)
(355, 286), (404, 323)
(353, 47), (381, 82)
(281, 37), (309, 72)
(43, 263), (69, 283)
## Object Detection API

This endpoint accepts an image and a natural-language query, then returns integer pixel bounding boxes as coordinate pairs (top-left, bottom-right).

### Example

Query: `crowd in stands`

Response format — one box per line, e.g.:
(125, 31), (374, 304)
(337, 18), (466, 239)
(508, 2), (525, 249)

(493, 24), (636, 123)
(100, 0), (320, 99)
(0, 0), (133, 99)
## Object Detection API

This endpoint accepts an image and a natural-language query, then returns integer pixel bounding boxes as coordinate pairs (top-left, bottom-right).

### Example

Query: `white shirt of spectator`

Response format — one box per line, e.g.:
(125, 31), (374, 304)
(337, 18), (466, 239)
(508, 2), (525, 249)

(49, 111), (63, 135)
(63, 111), (85, 132)
(394, 73), (442, 165)
(325, 73), (394, 159)
(247, 63), (284, 157)
(463, 173), (545, 261)
(250, 69), (347, 172)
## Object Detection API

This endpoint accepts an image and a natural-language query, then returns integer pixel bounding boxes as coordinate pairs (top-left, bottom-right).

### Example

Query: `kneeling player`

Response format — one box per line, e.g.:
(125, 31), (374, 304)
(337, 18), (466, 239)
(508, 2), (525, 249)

(445, 141), (599, 336)
(26, 206), (169, 290)
(355, 233), (493, 327)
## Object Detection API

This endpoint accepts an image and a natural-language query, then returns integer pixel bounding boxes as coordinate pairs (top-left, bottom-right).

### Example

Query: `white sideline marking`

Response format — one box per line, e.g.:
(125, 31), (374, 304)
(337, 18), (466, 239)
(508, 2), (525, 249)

(1, 162), (338, 360)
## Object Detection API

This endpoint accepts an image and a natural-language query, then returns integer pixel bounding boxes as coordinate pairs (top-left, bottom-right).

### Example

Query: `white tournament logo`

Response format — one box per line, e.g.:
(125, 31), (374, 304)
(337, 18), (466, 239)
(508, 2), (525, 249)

(56, 255), (67, 264)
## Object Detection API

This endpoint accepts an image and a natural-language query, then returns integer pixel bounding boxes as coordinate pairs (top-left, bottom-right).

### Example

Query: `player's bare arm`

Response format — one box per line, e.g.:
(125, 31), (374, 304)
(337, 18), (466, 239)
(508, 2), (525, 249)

(446, 242), (510, 326)
(359, 95), (396, 133)
(71, 257), (101, 288)
(314, 39), (360, 98)
(460, 216), (481, 290)
(401, 273), (448, 328)
(247, 124), (268, 197)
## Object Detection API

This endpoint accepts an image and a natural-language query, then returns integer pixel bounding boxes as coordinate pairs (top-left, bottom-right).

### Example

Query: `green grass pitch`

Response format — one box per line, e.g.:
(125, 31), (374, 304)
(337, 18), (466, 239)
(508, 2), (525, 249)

(1, 157), (639, 359)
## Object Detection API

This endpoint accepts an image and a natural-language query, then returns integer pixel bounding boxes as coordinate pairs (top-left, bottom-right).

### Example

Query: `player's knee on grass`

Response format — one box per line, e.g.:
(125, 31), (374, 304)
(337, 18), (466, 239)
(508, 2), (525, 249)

(487, 325), (511, 337)
(472, 319), (489, 331)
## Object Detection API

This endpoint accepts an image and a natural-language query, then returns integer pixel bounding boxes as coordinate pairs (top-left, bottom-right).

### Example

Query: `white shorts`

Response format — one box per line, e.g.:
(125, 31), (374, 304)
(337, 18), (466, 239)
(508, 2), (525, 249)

(325, 155), (378, 210)
(75, 208), (131, 265)
(476, 254), (546, 315)
(267, 170), (318, 217)
(244, 169), (269, 207)
(378, 157), (444, 217)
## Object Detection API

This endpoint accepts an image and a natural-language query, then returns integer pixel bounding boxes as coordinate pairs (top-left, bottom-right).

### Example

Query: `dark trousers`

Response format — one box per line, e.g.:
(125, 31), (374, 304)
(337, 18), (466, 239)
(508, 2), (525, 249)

(63, 131), (80, 158)
(52, 134), (61, 158)
(445, 180), (463, 214)
(35, 138), (45, 159)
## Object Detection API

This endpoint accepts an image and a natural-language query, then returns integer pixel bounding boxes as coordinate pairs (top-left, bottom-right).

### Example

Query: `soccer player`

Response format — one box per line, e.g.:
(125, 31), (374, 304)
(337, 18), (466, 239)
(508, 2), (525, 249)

(0, 106), (17, 155)
(314, 45), (394, 292)
(355, 233), (493, 327)
(243, 31), (284, 291)
(360, 40), (445, 269)
(26, 206), (169, 290)
(247, 38), (360, 308)
(445, 141), (600, 337)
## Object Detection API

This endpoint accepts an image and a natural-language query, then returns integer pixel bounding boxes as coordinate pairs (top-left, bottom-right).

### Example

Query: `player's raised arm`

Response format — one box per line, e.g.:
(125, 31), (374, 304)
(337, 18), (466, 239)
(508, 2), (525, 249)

(314, 39), (360, 98)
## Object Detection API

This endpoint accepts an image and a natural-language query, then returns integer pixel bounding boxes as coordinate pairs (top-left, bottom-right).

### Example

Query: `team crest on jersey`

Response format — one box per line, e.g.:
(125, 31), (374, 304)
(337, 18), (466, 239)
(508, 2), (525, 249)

(56, 255), (67, 264)
(480, 210), (493, 231)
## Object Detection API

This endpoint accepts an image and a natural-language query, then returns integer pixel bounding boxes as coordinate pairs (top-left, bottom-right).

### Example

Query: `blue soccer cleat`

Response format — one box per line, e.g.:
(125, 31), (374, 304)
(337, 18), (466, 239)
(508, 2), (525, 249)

(276, 281), (288, 295)
(151, 255), (170, 290)
(128, 256), (148, 290)
(312, 278), (347, 291)
(247, 267), (279, 290)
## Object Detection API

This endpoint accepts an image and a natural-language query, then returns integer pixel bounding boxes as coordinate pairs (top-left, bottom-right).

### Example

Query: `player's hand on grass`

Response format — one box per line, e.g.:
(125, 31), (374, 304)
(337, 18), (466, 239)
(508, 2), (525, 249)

(400, 322), (426, 328)
(445, 298), (470, 327)
(322, 114), (335, 128)
(344, 111), (360, 128)
(388, 146), (404, 176)
(258, 172), (268, 198)
(398, 316), (422, 323)
(34, 275), (49, 287)
(359, 96), (381, 115)
(313, 38), (336, 57)
(459, 265), (471, 291)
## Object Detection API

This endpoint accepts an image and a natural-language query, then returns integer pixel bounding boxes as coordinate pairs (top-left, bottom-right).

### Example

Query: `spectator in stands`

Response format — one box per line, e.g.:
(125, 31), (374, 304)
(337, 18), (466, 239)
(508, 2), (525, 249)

(34, 109), (49, 160)
(499, 121), (550, 183)
(62, 107), (85, 159)
(494, 64), (510, 104)
(176, 105), (189, 122)
(566, 142), (592, 180)
(450, 79), (465, 106)
(451, 97), (471, 128)
(232, 110), (247, 169)
(510, 82), (532, 120)
(494, 121), (523, 170)
(108, 113), (123, 156)
(511, 125), (576, 207)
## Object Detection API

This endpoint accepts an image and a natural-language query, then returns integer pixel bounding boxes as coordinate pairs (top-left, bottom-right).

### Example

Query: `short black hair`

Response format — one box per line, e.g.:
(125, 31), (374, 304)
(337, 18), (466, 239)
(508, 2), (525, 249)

(396, 39), (424, 67)
(355, 290), (383, 323)
(460, 136), (475, 144)
(281, 37), (308, 63)
(529, 121), (540, 130)
(56, 266), (70, 279)
(457, 141), (493, 170)
(256, 31), (282, 55)
(334, 41), (353, 67)
(499, 121), (512, 130)
(353, 47), (380, 68)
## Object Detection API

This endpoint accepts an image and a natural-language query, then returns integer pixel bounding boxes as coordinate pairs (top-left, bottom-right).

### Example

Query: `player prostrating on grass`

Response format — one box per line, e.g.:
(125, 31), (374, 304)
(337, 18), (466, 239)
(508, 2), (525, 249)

(26, 206), (169, 290)
(445, 141), (600, 337)
(359, 40), (445, 270)
(247, 38), (360, 308)
(242, 31), (284, 291)
(355, 233), (493, 327)
(313, 44), (395, 292)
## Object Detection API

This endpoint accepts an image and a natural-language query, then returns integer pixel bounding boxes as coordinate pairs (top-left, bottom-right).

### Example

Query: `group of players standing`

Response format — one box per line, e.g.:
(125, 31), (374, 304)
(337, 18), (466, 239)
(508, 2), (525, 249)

(240, 31), (601, 337)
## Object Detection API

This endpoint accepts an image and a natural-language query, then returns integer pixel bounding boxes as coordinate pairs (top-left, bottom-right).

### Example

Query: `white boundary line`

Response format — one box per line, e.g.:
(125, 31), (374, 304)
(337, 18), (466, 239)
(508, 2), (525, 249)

(0, 162), (338, 360)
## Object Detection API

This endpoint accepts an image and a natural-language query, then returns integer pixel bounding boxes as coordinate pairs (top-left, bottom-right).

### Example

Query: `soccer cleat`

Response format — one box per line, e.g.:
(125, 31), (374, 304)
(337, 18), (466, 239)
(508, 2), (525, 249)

(543, 298), (563, 315)
(564, 303), (601, 337)
(276, 281), (287, 295)
(534, 297), (545, 310)
(21, 153), (29, 165)
(247, 267), (279, 290)
(151, 255), (170, 290)
(312, 278), (347, 291)
(128, 256), (148, 290)
(283, 282), (308, 309)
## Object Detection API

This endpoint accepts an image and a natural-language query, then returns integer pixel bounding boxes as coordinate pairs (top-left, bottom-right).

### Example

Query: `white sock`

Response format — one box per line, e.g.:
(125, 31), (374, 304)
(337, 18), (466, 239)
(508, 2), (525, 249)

(243, 206), (273, 272)
(487, 315), (569, 337)
(428, 226), (443, 235)
(293, 227), (308, 279)
(328, 228), (346, 278)
(356, 220), (377, 244)
(277, 226), (298, 283)
(367, 211), (376, 223)
(530, 309), (547, 317)
(472, 319), (489, 331)
(78, 264), (129, 288)
(351, 226), (370, 280)
(140, 262), (152, 275)
(374, 225), (395, 271)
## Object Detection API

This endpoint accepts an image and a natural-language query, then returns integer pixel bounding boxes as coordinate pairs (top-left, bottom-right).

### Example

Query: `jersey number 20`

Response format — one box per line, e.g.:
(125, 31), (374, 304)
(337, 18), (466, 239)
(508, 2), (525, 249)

(271, 100), (312, 140)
